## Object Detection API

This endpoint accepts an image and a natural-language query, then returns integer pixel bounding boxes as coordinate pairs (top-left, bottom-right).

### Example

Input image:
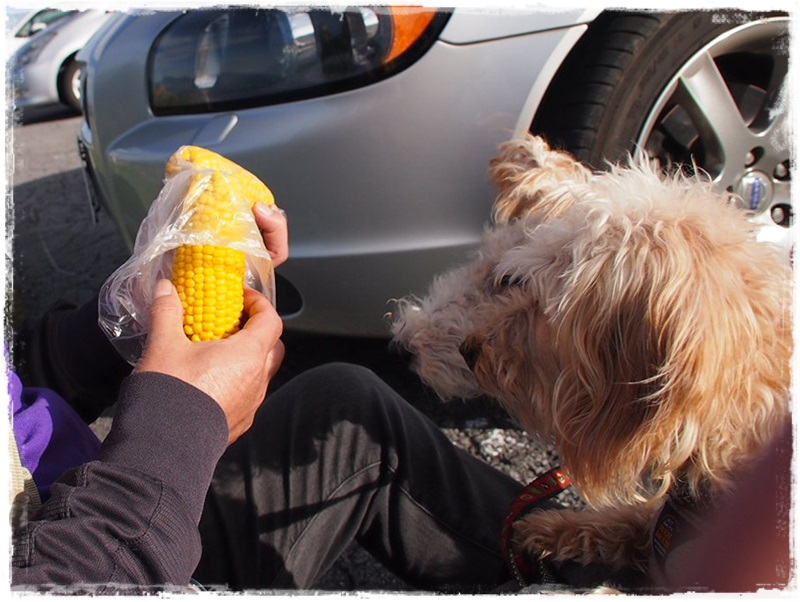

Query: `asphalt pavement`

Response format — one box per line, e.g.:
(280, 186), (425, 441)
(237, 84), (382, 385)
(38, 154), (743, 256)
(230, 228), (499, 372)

(7, 105), (573, 592)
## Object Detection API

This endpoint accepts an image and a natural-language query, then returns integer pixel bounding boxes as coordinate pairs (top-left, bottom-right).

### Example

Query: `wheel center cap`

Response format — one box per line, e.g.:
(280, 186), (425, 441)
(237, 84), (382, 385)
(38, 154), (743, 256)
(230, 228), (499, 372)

(733, 170), (773, 214)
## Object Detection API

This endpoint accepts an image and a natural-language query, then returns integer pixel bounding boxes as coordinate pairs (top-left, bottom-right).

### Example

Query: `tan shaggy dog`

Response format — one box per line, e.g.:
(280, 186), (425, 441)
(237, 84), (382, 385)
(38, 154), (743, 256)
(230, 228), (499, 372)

(391, 134), (792, 589)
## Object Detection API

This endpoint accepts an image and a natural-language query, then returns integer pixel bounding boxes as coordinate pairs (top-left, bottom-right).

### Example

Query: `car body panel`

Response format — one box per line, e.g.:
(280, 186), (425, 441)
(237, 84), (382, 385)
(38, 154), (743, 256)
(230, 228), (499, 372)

(79, 9), (590, 337)
(438, 7), (599, 44)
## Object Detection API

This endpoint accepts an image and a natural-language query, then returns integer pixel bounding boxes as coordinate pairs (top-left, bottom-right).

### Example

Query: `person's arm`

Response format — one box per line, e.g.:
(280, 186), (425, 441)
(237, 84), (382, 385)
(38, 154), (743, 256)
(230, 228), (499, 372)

(11, 202), (288, 591)
(12, 282), (284, 591)
(11, 372), (228, 592)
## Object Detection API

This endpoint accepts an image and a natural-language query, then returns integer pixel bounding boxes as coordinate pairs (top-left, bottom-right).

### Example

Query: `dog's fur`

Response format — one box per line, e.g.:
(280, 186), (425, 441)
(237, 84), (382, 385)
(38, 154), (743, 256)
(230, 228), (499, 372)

(391, 134), (792, 583)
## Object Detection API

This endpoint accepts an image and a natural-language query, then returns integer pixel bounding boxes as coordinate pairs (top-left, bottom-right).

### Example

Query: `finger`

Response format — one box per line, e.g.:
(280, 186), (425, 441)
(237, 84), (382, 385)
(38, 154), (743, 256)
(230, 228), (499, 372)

(241, 287), (283, 338)
(253, 202), (289, 267)
(242, 285), (271, 316)
(265, 339), (285, 379)
(146, 279), (186, 344)
(136, 280), (186, 372)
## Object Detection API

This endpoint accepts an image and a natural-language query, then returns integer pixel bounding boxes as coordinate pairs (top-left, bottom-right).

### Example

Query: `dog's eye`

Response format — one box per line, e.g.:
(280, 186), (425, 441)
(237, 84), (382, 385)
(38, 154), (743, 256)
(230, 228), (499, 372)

(459, 340), (481, 371)
(495, 274), (523, 289)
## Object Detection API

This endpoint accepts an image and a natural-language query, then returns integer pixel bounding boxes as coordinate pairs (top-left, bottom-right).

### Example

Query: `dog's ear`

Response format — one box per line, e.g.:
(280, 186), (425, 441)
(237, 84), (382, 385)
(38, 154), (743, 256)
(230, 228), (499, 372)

(550, 256), (665, 506)
(548, 202), (791, 508)
(489, 134), (590, 225)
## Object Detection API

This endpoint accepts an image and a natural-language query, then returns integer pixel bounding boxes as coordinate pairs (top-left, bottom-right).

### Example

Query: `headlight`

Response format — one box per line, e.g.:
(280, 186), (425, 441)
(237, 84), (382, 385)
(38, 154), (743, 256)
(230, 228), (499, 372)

(13, 30), (57, 68)
(148, 6), (450, 115)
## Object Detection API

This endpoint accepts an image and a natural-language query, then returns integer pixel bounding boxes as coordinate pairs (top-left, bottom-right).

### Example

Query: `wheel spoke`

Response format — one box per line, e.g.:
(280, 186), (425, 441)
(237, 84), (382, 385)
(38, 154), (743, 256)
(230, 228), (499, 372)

(772, 180), (792, 212)
(675, 51), (753, 186)
(760, 91), (791, 157)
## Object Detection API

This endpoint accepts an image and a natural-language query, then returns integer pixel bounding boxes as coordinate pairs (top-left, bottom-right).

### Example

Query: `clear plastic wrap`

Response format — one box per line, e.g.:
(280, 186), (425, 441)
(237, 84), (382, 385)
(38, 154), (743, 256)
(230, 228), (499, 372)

(98, 149), (274, 364)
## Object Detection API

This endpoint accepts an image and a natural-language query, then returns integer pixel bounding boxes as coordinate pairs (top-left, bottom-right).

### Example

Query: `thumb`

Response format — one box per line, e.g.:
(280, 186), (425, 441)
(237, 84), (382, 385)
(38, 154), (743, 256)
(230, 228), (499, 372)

(147, 279), (185, 343)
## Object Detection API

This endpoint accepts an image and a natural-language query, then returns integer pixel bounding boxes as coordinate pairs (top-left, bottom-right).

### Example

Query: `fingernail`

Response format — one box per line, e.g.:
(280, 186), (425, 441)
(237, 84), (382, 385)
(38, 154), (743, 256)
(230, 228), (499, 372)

(267, 203), (286, 218)
(254, 201), (273, 216)
(153, 279), (175, 299)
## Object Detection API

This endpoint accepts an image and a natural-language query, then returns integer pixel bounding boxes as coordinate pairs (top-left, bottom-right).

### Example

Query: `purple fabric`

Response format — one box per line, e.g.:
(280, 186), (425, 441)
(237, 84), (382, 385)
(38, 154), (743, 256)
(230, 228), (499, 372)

(8, 368), (101, 500)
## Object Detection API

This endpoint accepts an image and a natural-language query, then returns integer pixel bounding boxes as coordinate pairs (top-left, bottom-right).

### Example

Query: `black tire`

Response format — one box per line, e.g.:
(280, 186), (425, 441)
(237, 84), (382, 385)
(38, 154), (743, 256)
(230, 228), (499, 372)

(530, 10), (793, 252)
(531, 10), (786, 169)
(58, 58), (83, 112)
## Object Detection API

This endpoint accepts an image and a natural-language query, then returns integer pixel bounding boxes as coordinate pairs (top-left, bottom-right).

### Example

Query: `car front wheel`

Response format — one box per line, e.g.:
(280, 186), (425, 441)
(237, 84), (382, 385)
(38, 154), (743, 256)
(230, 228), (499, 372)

(58, 58), (82, 112)
(532, 10), (791, 252)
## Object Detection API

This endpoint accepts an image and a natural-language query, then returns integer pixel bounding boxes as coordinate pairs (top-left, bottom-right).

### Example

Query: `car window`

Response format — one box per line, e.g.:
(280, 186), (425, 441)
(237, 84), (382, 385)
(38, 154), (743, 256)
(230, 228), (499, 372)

(15, 9), (72, 38)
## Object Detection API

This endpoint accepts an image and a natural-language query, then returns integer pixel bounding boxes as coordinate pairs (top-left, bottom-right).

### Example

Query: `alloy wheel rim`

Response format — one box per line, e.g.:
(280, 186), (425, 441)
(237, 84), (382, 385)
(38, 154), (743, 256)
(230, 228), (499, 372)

(636, 17), (792, 254)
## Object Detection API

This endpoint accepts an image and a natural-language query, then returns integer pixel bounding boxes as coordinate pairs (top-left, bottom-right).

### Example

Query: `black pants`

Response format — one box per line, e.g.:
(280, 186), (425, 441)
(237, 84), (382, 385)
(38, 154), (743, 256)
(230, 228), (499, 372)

(193, 363), (523, 591)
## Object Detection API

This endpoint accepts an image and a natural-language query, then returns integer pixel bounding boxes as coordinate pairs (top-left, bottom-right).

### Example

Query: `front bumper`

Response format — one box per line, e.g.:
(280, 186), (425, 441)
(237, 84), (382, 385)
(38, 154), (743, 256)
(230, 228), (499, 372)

(11, 59), (60, 108)
(77, 126), (480, 332)
(77, 137), (103, 223)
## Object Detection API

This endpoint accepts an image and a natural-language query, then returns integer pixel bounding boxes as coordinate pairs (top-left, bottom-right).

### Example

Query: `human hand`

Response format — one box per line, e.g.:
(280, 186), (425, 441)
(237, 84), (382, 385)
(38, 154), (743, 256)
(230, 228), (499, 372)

(253, 201), (288, 267)
(134, 279), (285, 444)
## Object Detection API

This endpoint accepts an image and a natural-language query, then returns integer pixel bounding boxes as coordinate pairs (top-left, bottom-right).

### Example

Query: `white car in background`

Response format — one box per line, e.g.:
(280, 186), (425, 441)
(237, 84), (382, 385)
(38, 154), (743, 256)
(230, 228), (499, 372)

(9, 9), (115, 111)
(5, 8), (71, 56)
(77, 7), (792, 337)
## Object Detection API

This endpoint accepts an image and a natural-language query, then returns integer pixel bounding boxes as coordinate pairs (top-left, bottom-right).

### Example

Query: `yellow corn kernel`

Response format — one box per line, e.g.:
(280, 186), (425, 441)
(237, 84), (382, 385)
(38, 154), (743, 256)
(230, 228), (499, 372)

(173, 244), (246, 341)
(167, 146), (275, 341)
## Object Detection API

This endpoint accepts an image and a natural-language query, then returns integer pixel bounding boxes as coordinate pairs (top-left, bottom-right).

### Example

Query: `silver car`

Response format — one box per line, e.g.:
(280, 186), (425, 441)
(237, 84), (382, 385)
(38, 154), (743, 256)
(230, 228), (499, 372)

(10, 9), (115, 111)
(5, 8), (72, 56)
(77, 7), (792, 337)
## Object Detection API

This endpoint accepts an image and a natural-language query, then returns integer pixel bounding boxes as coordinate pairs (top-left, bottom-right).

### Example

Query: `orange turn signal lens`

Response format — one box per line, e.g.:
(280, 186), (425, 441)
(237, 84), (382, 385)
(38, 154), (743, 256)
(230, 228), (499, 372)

(385, 7), (439, 63)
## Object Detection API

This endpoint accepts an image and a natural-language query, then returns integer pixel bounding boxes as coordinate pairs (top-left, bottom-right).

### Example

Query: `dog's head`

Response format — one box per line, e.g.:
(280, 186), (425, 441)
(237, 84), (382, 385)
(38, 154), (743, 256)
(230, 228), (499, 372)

(392, 135), (792, 507)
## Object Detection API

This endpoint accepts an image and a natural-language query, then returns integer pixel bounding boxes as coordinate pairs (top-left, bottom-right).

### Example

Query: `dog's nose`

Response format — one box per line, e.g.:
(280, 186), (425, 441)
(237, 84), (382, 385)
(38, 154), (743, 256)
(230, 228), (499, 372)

(459, 340), (480, 371)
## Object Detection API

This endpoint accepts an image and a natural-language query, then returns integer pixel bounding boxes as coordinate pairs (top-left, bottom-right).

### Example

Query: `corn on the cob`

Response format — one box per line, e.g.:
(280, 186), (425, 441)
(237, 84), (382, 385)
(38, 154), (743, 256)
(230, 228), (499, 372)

(166, 145), (275, 208)
(168, 146), (274, 342)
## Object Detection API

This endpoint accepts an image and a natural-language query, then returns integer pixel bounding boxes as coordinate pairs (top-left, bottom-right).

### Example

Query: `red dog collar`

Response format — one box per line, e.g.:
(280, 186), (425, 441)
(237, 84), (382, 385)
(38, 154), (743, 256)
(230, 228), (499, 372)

(501, 466), (572, 586)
